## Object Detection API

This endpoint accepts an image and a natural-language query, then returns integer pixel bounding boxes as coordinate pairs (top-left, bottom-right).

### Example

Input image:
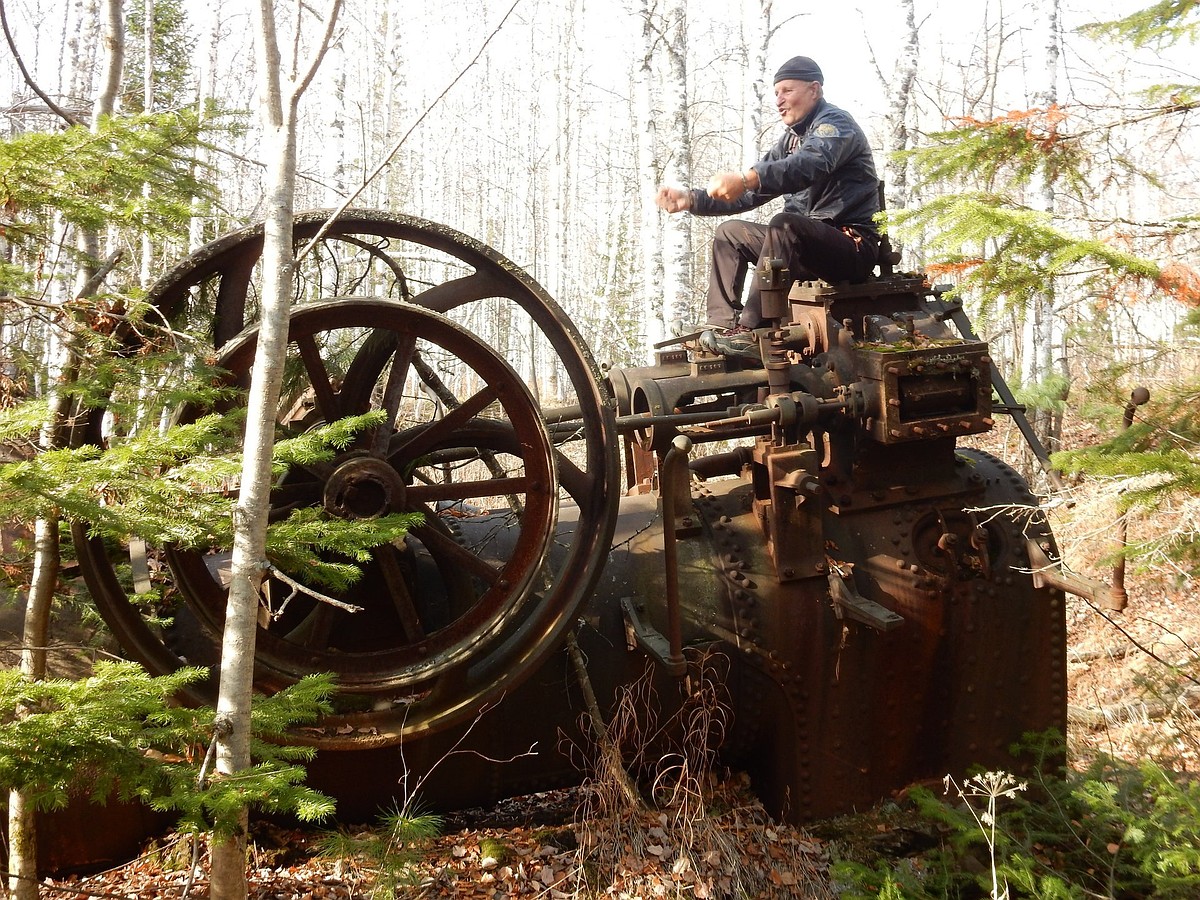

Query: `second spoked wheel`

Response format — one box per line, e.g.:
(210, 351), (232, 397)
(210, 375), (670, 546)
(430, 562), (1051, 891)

(171, 299), (558, 719)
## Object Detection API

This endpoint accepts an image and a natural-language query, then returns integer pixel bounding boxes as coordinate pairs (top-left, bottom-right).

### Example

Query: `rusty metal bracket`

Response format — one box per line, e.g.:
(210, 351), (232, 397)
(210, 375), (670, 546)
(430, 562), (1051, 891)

(756, 257), (790, 290)
(621, 597), (687, 677)
(1025, 539), (1124, 611)
(827, 565), (905, 631)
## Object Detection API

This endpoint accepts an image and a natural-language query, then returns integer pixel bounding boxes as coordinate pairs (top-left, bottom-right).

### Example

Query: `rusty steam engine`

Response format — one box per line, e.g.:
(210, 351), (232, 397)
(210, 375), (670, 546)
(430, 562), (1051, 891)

(75, 211), (1072, 825)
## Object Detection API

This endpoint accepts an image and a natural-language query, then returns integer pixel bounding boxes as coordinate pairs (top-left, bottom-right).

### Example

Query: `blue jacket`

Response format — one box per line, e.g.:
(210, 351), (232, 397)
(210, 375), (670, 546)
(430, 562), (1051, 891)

(689, 99), (880, 234)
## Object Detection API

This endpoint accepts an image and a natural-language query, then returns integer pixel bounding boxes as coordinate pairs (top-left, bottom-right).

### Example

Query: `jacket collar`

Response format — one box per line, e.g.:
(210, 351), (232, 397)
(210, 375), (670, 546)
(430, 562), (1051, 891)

(790, 98), (828, 137)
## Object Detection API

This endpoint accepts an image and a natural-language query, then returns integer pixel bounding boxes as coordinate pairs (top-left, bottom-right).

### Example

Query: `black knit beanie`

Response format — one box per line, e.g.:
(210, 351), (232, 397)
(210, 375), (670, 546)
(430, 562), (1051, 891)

(773, 56), (823, 84)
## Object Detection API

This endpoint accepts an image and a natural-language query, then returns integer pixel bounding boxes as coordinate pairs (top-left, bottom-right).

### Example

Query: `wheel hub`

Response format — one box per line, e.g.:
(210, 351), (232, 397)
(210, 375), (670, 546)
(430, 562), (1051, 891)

(323, 454), (406, 519)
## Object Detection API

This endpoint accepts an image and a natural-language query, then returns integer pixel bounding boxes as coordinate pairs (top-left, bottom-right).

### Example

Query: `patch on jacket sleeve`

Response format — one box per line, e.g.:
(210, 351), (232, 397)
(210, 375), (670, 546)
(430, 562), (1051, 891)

(814, 123), (840, 138)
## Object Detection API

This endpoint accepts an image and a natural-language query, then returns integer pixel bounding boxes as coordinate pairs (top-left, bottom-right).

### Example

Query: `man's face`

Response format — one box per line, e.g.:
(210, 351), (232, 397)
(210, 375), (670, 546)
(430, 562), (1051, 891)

(775, 79), (821, 126)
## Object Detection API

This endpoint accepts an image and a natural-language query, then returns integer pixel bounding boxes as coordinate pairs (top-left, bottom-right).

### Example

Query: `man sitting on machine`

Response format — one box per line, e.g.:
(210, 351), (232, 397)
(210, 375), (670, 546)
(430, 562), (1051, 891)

(655, 55), (881, 358)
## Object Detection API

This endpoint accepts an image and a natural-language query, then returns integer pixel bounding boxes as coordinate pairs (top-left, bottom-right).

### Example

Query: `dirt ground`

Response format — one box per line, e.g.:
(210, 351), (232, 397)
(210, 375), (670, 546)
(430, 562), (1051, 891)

(1056, 524), (1200, 770)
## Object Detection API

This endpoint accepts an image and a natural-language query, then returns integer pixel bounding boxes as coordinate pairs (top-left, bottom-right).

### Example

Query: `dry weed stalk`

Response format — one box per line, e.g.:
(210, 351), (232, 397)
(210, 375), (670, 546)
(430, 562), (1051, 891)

(564, 643), (834, 898)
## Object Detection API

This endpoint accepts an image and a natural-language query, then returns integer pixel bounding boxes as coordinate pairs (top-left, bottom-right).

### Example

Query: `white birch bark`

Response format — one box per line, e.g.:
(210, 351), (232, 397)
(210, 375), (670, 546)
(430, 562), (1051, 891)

(190, 2), (219, 251)
(1020, 0), (1061, 461)
(378, 1), (404, 206)
(210, 4), (341, 897)
(635, 0), (665, 356)
(7, 4), (123, 895)
(210, 1), (291, 887)
(882, 0), (918, 214)
(325, 35), (348, 202)
(139, 0), (153, 286)
(741, 0), (771, 164)
(546, 0), (578, 402)
(5, 514), (56, 900)
(660, 0), (691, 336)
(65, 0), (100, 105)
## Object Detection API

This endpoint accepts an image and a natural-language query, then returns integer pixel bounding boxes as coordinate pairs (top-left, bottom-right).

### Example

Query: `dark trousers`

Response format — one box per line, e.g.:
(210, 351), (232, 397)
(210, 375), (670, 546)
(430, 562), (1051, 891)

(706, 213), (880, 328)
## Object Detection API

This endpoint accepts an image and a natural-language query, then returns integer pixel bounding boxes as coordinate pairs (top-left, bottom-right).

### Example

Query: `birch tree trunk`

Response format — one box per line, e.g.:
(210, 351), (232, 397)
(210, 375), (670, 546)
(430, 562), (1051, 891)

(546, 0), (579, 402)
(325, 35), (348, 203)
(660, 0), (691, 334)
(139, 0), (154, 286)
(65, 0), (100, 104)
(378, 1), (404, 207)
(741, 0), (771, 164)
(882, 0), (918, 215)
(1020, 0), (1062, 473)
(209, 3), (340, 897)
(635, 0), (664, 356)
(4, 518), (57, 900)
(6, 4), (122, 896)
(190, 1), (219, 251)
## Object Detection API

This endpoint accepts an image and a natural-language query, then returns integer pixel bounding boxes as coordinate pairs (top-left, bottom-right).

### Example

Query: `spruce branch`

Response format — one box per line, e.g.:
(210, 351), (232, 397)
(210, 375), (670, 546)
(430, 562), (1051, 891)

(1081, 0), (1200, 48)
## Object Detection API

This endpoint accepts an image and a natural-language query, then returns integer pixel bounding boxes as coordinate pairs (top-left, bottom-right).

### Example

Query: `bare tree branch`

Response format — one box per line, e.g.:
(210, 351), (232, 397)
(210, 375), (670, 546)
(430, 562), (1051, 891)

(0, 0), (83, 127)
(292, 0), (343, 103)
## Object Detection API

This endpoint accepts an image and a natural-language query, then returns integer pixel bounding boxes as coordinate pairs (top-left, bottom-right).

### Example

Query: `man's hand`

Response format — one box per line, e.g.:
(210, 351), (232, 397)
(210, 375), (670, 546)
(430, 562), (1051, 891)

(655, 186), (691, 213)
(706, 170), (757, 202)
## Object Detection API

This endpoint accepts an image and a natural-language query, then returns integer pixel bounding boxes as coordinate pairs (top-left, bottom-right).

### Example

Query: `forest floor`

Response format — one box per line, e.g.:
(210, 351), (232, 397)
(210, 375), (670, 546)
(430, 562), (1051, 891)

(11, 417), (1200, 899)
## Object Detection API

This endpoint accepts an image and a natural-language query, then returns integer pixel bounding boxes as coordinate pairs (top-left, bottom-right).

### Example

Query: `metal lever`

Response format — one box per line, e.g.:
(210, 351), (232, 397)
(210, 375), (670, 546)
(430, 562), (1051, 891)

(1025, 539), (1124, 611)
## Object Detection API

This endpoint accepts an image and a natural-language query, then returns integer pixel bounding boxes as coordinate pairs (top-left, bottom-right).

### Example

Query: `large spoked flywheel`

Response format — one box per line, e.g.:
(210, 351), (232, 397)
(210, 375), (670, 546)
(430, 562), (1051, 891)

(72, 212), (620, 745)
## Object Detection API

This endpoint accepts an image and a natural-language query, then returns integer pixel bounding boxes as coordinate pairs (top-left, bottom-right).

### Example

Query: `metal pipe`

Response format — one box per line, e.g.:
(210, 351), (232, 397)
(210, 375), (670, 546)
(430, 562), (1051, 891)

(659, 434), (693, 676)
(615, 410), (741, 432)
(1111, 386), (1150, 611)
(689, 447), (754, 480)
(546, 409), (745, 438)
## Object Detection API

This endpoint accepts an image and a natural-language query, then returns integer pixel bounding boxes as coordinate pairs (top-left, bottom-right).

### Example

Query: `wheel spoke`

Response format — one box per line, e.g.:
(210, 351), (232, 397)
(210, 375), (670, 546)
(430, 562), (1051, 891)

(407, 476), (529, 505)
(410, 356), (526, 515)
(270, 480), (322, 507)
(283, 601), (337, 651)
(295, 334), (340, 422)
(370, 334), (417, 457)
(553, 449), (591, 503)
(412, 271), (514, 313)
(411, 521), (502, 586)
(390, 384), (500, 462)
(374, 544), (427, 642)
